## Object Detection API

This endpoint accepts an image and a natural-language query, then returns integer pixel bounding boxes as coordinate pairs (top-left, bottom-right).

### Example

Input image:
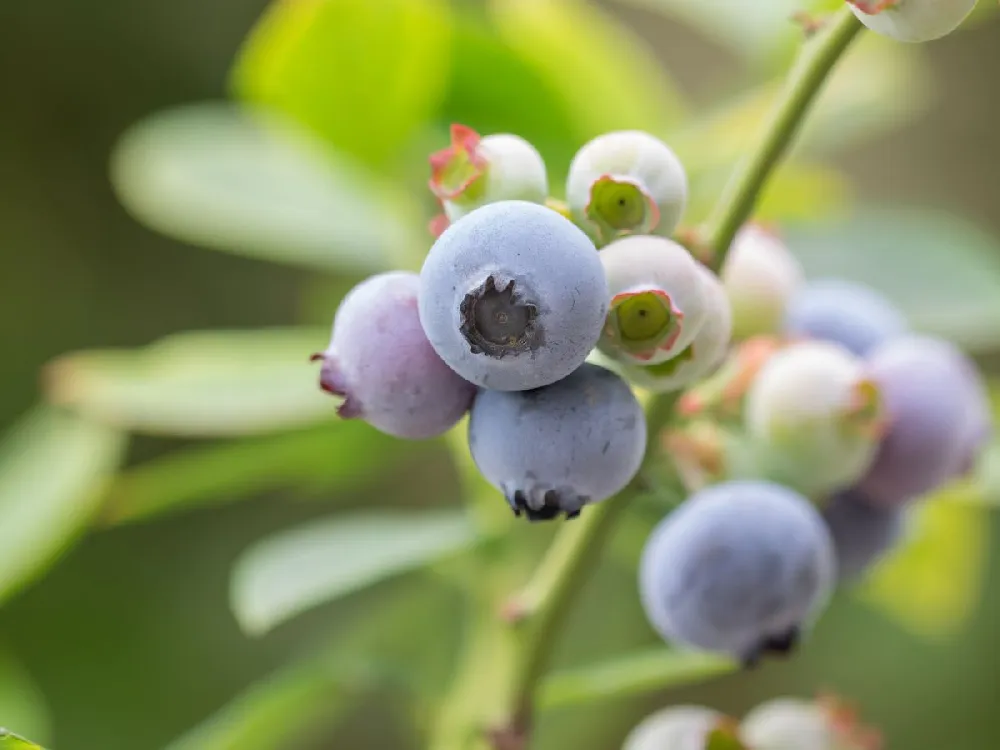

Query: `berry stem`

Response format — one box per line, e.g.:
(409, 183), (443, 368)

(703, 7), (863, 270)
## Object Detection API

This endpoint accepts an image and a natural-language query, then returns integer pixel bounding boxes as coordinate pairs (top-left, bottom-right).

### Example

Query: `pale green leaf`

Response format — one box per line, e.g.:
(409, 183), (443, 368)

(0, 731), (45, 750)
(231, 0), (452, 168)
(0, 651), (50, 748)
(102, 421), (406, 526)
(44, 328), (335, 437)
(111, 103), (420, 273)
(489, 0), (687, 176)
(538, 649), (736, 711)
(231, 510), (478, 635)
(858, 486), (988, 638)
(0, 408), (126, 606)
(785, 209), (1000, 351)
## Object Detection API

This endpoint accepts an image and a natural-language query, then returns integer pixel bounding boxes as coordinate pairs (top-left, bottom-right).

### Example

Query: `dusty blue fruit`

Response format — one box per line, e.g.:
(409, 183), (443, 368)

(821, 488), (906, 581)
(467, 363), (646, 521)
(419, 200), (608, 391)
(639, 480), (835, 666)
(314, 272), (476, 439)
(783, 279), (907, 357)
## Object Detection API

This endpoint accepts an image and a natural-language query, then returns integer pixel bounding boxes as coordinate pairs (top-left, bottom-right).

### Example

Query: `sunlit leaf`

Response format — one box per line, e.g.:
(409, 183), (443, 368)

(232, 0), (452, 168)
(785, 208), (1000, 351)
(488, 0), (688, 179)
(102, 421), (407, 526)
(859, 486), (988, 638)
(231, 510), (478, 635)
(111, 103), (420, 272)
(44, 328), (335, 437)
(0, 408), (126, 606)
(0, 650), (50, 748)
(0, 730), (45, 750)
(538, 648), (736, 711)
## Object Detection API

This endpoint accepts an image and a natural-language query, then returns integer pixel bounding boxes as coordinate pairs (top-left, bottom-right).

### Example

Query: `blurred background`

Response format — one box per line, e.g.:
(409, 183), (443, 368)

(2, 1), (1000, 748)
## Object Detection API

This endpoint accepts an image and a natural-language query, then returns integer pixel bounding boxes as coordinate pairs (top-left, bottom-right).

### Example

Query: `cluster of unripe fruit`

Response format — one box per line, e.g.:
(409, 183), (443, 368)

(313, 117), (991, 669)
(624, 694), (881, 750)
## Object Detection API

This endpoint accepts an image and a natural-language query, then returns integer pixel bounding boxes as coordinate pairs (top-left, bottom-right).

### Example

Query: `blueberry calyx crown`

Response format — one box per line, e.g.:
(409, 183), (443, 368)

(460, 275), (541, 358)
(505, 485), (588, 522)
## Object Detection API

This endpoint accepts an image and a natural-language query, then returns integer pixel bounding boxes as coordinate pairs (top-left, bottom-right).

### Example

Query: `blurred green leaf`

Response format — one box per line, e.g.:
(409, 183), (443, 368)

(231, 510), (478, 635)
(102, 421), (407, 526)
(785, 208), (1000, 351)
(167, 583), (456, 750)
(231, 0), (452, 168)
(859, 485), (988, 639)
(672, 35), (931, 177)
(538, 648), (735, 711)
(0, 408), (126, 607)
(0, 731), (45, 750)
(488, 0), (688, 180)
(111, 103), (419, 273)
(44, 328), (335, 437)
(0, 650), (51, 748)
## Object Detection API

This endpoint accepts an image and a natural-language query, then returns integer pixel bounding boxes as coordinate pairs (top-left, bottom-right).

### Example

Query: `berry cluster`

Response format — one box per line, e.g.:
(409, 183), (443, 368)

(314, 121), (991, 667)
(624, 694), (881, 750)
(316, 124), (703, 521)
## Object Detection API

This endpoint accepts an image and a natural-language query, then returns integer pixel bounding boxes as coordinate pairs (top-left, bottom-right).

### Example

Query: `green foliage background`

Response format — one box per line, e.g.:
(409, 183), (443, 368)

(2, 0), (1000, 748)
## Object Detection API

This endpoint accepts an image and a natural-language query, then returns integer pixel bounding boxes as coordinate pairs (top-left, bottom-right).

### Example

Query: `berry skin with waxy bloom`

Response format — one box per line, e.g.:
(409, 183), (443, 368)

(622, 706), (732, 750)
(849, 0), (977, 44)
(859, 335), (991, 507)
(597, 235), (710, 367)
(740, 695), (882, 750)
(639, 480), (836, 667)
(784, 278), (908, 358)
(744, 340), (885, 498)
(620, 263), (732, 394)
(428, 124), (548, 233)
(566, 130), (688, 246)
(313, 272), (476, 439)
(821, 488), (906, 582)
(467, 363), (647, 521)
(418, 200), (608, 392)
(721, 224), (804, 341)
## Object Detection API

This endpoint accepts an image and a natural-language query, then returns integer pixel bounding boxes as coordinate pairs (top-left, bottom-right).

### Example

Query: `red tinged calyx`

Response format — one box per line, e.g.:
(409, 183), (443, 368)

(311, 352), (363, 419)
(428, 124), (488, 202)
(851, 0), (899, 13)
(817, 693), (884, 750)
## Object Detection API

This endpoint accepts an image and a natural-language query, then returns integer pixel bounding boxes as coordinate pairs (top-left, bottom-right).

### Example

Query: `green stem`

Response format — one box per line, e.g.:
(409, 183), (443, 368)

(704, 7), (863, 268)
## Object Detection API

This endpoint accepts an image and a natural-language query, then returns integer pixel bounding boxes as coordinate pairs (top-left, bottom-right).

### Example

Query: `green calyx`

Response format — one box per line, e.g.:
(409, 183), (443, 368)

(606, 289), (681, 357)
(640, 343), (696, 378)
(586, 176), (657, 242)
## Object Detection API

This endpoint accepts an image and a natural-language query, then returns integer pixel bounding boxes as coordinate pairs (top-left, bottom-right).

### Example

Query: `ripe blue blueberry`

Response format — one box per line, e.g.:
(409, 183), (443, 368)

(639, 480), (835, 666)
(566, 130), (688, 246)
(859, 335), (989, 507)
(821, 488), (906, 581)
(721, 224), (803, 341)
(623, 706), (728, 750)
(783, 278), (908, 357)
(467, 363), (647, 521)
(418, 200), (608, 391)
(598, 235), (711, 366)
(849, 0), (977, 43)
(313, 272), (476, 439)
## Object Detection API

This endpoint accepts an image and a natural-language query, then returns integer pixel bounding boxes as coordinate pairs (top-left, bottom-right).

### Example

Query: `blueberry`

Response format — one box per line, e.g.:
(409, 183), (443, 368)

(849, 0), (977, 43)
(428, 124), (548, 228)
(744, 340), (884, 497)
(721, 224), (803, 341)
(859, 335), (990, 506)
(783, 279), (907, 357)
(419, 201), (608, 391)
(623, 706), (727, 750)
(620, 264), (732, 393)
(566, 131), (688, 246)
(598, 236), (711, 366)
(639, 480), (835, 665)
(741, 696), (881, 750)
(821, 488), (906, 581)
(467, 363), (646, 521)
(313, 272), (476, 439)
